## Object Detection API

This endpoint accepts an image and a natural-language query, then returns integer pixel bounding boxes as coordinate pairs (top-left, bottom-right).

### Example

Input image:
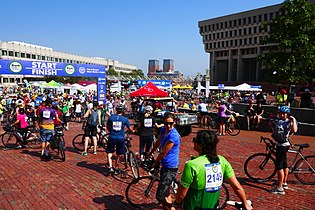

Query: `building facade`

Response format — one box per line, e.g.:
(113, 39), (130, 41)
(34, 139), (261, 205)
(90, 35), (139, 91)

(163, 59), (174, 72)
(148, 59), (159, 76)
(198, 0), (315, 85)
(0, 41), (137, 86)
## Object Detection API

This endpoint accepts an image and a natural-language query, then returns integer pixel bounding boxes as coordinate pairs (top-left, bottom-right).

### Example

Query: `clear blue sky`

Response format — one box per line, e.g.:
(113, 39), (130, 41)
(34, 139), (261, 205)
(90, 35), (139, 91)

(1, 0), (283, 76)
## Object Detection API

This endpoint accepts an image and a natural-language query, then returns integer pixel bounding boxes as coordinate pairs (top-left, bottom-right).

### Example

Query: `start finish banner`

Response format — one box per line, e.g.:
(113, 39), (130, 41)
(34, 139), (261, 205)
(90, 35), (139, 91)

(0, 59), (106, 101)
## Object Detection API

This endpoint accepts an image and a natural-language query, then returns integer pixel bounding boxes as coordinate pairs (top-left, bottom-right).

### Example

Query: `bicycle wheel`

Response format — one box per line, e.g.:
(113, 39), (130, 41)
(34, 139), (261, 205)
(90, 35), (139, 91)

(209, 119), (218, 131)
(125, 176), (160, 209)
(244, 153), (277, 182)
(128, 151), (140, 179)
(218, 183), (229, 210)
(28, 133), (41, 149)
(227, 122), (241, 136)
(58, 137), (66, 162)
(100, 134), (109, 149)
(72, 134), (90, 151)
(2, 132), (18, 148)
(294, 155), (315, 185)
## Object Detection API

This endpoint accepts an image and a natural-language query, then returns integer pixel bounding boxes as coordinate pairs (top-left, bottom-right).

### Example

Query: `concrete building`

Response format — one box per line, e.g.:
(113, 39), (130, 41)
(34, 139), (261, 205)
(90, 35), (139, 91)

(198, 0), (315, 85)
(148, 59), (159, 76)
(163, 59), (174, 72)
(0, 41), (137, 86)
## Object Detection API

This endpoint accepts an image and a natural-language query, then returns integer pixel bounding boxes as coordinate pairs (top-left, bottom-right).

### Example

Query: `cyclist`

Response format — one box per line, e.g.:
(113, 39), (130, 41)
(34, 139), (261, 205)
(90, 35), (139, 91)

(11, 108), (29, 149)
(174, 130), (252, 210)
(216, 100), (228, 136)
(147, 112), (181, 209)
(39, 98), (62, 160)
(82, 100), (101, 156)
(198, 99), (208, 128)
(106, 104), (133, 173)
(270, 106), (297, 195)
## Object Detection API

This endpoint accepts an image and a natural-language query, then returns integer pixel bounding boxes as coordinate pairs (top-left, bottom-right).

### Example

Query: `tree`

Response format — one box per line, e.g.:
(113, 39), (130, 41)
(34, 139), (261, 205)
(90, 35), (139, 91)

(259, 0), (315, 83)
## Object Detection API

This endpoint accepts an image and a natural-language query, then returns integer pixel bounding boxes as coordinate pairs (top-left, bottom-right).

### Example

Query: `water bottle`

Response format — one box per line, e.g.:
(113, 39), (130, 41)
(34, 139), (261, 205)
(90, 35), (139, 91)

(17, 132), (23, 140)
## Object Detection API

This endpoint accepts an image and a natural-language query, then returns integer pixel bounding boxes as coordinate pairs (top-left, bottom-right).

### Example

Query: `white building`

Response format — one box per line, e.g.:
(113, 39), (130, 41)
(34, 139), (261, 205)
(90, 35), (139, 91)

(0, 41), (138, 86)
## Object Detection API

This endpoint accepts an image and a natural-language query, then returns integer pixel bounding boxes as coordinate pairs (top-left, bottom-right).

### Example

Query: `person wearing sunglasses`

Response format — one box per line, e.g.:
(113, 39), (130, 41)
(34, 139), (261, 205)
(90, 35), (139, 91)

(148, 112), (181, 209)
(173, 130), (252, 210)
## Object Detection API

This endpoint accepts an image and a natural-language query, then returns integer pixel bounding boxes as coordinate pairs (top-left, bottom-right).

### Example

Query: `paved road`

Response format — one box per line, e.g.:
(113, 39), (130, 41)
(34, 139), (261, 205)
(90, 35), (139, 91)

(0, 123), (314, 209)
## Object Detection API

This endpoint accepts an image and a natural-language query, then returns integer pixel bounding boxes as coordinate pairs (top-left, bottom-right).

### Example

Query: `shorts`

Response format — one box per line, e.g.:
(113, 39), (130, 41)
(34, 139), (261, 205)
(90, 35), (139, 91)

(275, 145), (290, 170)
(75, 112), (82, 117)
(218, 116), (227, 124)
(84, 125), (97, 137)
(156, 167), (178, 204)
(200, 112), (208, 116)
(40, 128), (54, 143)
(106, 138), (125, 155)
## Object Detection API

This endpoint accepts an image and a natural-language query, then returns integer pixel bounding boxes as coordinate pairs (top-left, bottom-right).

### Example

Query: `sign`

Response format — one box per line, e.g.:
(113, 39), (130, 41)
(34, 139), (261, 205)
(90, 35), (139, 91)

(138, 80), (171, 88)
(250, 85), (262, 89)
(0, 59), (106, 102)
(218, 84), (225, 90)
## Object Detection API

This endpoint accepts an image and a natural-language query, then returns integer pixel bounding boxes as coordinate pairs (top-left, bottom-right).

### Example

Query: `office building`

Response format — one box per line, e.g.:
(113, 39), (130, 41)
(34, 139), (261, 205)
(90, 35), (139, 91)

(198, 0), (315, 85)
(163, 59), (174, 72)
(148, 59), (159, 76)
(0, 41), (137, 86)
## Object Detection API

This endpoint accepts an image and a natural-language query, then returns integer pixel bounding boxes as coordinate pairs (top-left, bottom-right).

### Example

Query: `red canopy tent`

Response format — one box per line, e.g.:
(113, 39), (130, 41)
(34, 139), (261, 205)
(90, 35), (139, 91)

(130, 82), (168, 97)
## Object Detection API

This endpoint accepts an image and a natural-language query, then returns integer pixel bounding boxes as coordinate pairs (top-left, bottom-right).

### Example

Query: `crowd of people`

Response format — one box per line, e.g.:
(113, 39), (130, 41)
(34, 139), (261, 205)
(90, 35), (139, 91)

(0, 80), (308, 210)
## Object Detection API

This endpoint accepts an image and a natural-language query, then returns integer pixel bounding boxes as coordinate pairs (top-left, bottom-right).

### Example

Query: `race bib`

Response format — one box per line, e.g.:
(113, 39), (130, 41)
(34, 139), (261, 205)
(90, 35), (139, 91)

(205, 163), (223, 192)
(113, 121), (122, 131)
(144, 118), (153, 127)
(43, 110), (51, 119)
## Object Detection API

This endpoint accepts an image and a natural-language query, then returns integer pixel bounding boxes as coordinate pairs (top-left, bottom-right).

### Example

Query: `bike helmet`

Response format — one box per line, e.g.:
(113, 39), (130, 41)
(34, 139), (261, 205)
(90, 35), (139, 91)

(92, 100), (99, 107)
(16, 99), (24, 106)
(144, 105), (153, 112)
(116, 104), (124, 112)
(279, 106), (290, 113)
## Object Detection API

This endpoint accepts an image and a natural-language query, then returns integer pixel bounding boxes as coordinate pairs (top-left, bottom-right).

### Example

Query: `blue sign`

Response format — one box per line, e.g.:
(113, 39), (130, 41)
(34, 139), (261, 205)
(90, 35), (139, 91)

(250, 85), (261, 89)
(218, 84), (225, 90)
(0, 59), (106, 102)
(138, 80), (171, 87)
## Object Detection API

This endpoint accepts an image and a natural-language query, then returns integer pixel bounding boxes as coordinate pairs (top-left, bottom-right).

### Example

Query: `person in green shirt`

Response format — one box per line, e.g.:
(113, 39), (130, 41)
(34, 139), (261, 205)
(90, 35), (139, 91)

(61, 102), (70, 130)
(174, 130), (252, 210)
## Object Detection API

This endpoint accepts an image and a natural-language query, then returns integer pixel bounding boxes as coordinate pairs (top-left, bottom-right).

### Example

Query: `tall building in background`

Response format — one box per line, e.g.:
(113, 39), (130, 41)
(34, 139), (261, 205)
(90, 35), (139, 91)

(148, 59), (159, 76)
(198, 0), (315, 85)
(163, 59), (174, 72)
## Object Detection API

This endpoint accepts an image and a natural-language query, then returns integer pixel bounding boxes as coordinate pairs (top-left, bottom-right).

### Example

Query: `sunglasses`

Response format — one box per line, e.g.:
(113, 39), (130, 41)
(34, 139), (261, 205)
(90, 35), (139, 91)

(164, 122), (174, 126)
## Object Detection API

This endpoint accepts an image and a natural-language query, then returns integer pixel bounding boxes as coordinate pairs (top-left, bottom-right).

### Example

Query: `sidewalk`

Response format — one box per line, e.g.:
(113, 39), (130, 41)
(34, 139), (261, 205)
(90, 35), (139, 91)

(0, 123), (314, 209)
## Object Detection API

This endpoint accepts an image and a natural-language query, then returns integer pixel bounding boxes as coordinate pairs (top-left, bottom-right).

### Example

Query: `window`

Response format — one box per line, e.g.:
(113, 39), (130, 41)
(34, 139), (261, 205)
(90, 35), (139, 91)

(55, 58), (58, 62)
(230, 31), (232, 37)
(229, 20), (232, 28)
(239, 39), (243, 45)
(238, 19), (241, 26)
(15, 52), (20, 57)
(230, 40), (233, 47)
(59, 58), (62, 62)
(243, 18), (246, 25)
(234, 20), (237, 27)
(239, 29), (242, 36)
(10, 78), (15, 83)
(235, 39), (238, 46)
(210, 43), (213, 49)
(270, 13), (273, 20)
(2, 50), (8, 56)
(253, 27), (257, 34)
(3, 78), (8, 83)
(254, 37), (257, 44)
(225, 22), (227, 28)
(249, 28), (252, 35)
(258, 15), (262, 22)
(248, 17), (251, 24)
(264, 14), (268, 21)
(21, 53), (25, 58)
(253, 16), (257, 24)
(26, 53), (30, 58)
(32, 54), (36, 59)
(249, 37), (252, 45)
(41, 56), (46, 60)
(244, 38), (247, 45)
(244, 28), (247, 35)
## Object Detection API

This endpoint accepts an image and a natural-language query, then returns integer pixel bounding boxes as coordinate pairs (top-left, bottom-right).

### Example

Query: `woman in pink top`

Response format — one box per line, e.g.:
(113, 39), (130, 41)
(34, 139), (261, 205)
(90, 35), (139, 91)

(216, 100), (227, 136)
(11, 108), (29, 148)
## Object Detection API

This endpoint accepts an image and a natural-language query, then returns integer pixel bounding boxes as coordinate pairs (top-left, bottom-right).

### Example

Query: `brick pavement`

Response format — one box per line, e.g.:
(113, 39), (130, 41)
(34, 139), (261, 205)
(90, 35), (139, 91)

(0, 123), (314, 209)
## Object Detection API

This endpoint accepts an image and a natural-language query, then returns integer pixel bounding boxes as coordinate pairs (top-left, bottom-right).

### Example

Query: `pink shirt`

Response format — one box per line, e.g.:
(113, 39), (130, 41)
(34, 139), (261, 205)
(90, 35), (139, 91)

(17, 113), (29, 129)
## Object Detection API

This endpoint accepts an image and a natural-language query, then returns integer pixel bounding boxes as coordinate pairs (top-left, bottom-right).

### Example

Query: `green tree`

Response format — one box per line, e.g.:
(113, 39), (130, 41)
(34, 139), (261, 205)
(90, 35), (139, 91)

(259, 0), (315, 83)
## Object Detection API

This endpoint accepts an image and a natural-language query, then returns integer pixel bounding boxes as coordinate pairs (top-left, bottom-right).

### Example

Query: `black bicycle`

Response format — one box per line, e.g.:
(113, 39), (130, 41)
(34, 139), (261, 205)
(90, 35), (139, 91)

(50, 125), (66, 161)
(209, 113), (241, 136)
(125, 163), (229, 209)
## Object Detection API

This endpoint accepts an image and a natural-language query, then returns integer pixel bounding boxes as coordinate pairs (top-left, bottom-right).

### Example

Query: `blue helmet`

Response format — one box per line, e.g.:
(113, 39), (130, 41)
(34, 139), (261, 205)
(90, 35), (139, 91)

(279, 106), (290, 113)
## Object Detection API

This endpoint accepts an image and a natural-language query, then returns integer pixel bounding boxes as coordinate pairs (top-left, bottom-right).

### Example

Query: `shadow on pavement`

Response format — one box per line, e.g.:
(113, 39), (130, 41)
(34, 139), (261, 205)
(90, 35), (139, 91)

(93, 195), (132, 210)
(238, 177), (275, 192)
(77, 161), (106, 175)
(20, 149), (41, 158)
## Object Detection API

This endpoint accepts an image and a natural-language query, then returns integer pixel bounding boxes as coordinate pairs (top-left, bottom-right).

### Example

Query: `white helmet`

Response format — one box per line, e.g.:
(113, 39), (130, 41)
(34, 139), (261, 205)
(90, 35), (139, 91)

(28, 102), (35, 107)
(16, 99), (24, 106)
(144, 105), (153, 112)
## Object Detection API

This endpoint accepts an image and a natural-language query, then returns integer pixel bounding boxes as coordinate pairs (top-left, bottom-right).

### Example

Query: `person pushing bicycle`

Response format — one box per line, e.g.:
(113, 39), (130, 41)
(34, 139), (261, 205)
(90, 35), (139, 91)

(270, 106), (298, 195)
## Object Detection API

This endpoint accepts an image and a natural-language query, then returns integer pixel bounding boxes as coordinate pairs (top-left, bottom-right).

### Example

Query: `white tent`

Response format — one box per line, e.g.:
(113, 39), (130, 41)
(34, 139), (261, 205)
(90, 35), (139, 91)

(84, 84), (97, 91)
(236, 83), (262, 91)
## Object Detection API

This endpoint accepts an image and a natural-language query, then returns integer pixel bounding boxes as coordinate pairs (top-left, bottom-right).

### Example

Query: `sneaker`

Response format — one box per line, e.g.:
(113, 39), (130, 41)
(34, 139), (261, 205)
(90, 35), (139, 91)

(283, 183), (289, 189)
(15, 145), (23, 149)
(270, 187), (285, 195)
(93, 151), (97, 155)
(81, 152), (88, 156)
(109, 167), (115, 174)
(65, 126), (69, 131)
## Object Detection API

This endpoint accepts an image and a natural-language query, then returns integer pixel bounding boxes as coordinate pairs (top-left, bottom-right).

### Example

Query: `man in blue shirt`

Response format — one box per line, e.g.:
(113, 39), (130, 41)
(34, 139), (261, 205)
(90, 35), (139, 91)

(106, 105), (133, 173)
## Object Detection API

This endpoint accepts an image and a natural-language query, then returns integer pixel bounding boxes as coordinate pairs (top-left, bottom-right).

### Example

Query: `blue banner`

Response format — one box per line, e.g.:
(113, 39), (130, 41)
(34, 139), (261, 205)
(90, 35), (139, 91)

(0, 59), (106, 102)
(138, 80), (171, 87)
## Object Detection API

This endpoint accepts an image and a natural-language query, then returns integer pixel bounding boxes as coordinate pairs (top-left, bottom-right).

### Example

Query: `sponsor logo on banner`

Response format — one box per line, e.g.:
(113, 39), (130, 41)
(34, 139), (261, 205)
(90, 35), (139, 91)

(79, 67), (86, 74)
(65, 64), (75, 75)
(9, 61), (23, 73)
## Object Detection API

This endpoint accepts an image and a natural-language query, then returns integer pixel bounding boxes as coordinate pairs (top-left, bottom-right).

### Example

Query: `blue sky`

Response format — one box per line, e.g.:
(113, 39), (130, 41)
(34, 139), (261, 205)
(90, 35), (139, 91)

(1, 0), (282, 76)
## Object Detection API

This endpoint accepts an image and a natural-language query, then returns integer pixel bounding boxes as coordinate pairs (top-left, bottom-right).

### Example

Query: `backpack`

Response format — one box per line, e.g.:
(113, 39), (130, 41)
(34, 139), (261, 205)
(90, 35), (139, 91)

(271, 119), (290, 143)
(87, 109), (98, 126)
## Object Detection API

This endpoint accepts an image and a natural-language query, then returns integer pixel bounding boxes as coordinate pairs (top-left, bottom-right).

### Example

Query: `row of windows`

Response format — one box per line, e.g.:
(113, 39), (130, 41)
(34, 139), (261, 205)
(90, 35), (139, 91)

(206, 36), (263, 50)
(1, 77), (23, 83)
(200, 10), (284, 33)
(0, 49), (98, 65)
(204, 25), (268, 41)
(216, 48), (258, 57)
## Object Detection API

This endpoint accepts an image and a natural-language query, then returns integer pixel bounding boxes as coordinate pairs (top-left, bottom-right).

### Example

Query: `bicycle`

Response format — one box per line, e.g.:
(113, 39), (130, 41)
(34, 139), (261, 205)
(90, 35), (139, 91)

(50, 125), (66, 161)
(244, 136), (315, 184)
(209, 113), (241, 136)
(114, 131), (140, 179)
(72, 123), (108, 152)
(197, 112), (212, 128)
(125, 162), (229, 210)
(1, 124), (40, 149)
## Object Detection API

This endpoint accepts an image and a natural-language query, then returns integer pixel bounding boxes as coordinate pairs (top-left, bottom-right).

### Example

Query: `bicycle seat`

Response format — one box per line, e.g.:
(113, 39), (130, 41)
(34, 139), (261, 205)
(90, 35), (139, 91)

(294, 143), (309, 148)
